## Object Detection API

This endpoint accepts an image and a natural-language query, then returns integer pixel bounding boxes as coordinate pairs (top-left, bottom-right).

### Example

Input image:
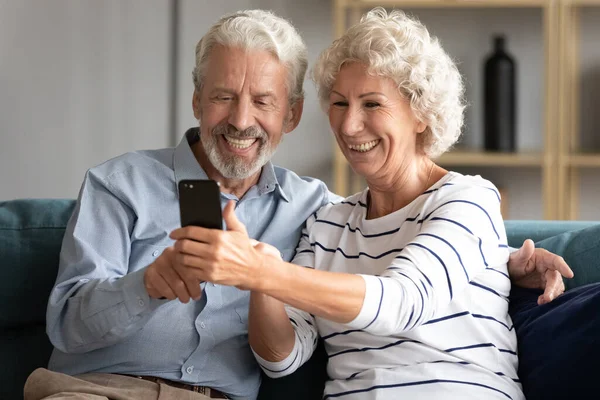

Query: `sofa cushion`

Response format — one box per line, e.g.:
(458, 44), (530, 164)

(0, 199), (75, 329)
(532, 223), (600, 290)
(508, 224), (600, 399)
(509, 283), (600, 399)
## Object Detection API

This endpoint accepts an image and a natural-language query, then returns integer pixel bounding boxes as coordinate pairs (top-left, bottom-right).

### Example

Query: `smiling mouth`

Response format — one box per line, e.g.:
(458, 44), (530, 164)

(348, 140), (380, 153)
(223, 135), (258, 149)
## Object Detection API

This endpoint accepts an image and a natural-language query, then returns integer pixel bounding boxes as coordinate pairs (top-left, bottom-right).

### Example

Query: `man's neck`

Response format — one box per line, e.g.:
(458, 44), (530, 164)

(192, 141), (261, 199)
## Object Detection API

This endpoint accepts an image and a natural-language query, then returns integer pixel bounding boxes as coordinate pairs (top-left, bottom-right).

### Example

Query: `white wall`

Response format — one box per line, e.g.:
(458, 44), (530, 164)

(1, 0), (598, 219)
(0, 0), (171, 199)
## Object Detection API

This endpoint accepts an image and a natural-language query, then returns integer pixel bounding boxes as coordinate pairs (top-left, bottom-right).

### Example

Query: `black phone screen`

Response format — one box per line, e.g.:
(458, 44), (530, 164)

(178, 179), (223, 229)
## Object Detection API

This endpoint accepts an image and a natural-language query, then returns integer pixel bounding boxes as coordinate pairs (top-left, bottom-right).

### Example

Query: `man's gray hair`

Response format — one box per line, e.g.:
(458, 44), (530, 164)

(192, 9), (308, 104)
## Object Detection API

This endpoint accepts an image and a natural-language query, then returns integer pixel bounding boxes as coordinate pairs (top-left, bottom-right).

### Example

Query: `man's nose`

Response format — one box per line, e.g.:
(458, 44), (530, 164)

(228, 98), (253, 132)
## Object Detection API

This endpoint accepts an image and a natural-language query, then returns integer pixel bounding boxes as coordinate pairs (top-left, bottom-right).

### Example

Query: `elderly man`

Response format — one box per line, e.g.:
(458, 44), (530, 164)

(25, 9), (571, 400)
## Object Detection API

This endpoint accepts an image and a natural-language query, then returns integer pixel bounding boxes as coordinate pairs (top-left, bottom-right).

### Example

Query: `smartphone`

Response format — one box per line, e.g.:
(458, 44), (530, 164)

(178, 179), (223, 229)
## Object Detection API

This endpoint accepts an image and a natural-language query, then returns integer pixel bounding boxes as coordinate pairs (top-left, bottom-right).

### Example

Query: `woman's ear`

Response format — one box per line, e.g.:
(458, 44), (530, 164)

(416, 121), (427, 134)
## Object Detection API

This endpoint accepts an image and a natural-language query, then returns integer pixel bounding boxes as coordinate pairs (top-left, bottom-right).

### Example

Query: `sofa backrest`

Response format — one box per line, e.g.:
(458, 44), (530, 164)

(0, 199), (75, 400)
(1, 198), (599, 400)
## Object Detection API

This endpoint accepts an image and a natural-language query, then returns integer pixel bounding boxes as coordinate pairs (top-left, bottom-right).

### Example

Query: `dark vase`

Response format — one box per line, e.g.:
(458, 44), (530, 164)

(484, 35), (516, 152)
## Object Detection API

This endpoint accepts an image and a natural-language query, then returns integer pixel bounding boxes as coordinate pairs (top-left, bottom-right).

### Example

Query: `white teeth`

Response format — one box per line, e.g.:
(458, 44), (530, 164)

(348, 140), (379, 152)
(224, 135), (256, 149)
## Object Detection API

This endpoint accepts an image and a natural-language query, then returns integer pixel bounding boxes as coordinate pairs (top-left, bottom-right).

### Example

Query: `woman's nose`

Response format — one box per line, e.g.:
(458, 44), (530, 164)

(341, 108), (364, 136)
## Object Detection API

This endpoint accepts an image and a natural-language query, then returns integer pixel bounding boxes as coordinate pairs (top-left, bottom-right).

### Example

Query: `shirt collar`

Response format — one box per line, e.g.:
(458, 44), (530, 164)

(173, 127), (289, 202)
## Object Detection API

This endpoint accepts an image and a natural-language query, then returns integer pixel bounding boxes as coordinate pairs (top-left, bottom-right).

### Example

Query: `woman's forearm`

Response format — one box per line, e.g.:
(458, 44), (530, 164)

(255, 257), (366, 324)
(248, 291), (296, 362)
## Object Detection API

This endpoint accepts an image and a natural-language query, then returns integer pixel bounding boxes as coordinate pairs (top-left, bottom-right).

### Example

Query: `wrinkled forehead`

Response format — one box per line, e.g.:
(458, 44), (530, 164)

(204, 45), (289, 97)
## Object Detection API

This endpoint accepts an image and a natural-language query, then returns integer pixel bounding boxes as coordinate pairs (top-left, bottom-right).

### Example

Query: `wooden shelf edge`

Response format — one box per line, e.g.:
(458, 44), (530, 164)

(353, 0), (550, 9)
(433, 151), (544, 167)
(566, 154), (600, 167)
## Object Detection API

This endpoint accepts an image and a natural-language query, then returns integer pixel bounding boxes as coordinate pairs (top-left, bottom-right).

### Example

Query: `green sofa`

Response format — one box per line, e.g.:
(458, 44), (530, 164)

(1, 199), (599, 400)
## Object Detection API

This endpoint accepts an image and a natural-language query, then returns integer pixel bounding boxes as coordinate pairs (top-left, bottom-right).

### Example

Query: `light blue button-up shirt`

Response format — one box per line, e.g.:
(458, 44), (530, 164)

(47, 128), (335, 399)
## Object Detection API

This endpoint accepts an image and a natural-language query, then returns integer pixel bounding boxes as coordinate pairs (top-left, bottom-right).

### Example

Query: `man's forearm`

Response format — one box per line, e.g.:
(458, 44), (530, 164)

(46, 267), (167, 353)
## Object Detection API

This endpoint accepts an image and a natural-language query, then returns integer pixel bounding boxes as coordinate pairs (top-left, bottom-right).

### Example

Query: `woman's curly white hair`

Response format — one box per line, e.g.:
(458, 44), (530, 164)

(312, 7), (465, 158)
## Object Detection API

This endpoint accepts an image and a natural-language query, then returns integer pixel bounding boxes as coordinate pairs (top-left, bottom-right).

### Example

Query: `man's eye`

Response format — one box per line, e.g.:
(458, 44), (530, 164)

(219, 97), (232, 101)
(365, 102), (380, 108)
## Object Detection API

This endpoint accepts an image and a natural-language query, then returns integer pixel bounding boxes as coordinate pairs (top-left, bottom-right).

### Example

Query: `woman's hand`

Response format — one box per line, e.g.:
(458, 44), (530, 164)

(169, 200), (269, 290)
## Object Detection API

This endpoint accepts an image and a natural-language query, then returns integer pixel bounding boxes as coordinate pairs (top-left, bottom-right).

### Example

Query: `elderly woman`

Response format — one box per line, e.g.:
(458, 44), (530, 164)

(245, 8), (524, 399)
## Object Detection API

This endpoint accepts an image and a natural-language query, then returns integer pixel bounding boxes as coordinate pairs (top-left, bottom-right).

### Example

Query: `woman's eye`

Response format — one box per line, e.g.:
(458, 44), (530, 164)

(333, 101), (348, 107)
(365, 102), (380, 108)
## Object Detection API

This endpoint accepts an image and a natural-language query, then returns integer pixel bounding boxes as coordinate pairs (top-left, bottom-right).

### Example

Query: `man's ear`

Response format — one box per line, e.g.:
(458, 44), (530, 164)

(283, 98), (304, 134)
(192, 89), (201, 120)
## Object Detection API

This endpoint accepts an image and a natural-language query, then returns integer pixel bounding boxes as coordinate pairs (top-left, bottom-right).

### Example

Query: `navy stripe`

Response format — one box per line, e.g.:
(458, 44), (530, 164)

(323, 378), (512, 399)
(487, 267), (510, 279)
(495, 372), (521, 383)
(478, 237), (489, 267)
(470, 281), (508, 302)
(362, 278), (384, 330)
(430, 216), (473, 234)
(301, 233), (309, 238)
(328, 338), (420, 358)
(298, 249), (314, 254)
(343, 361), (519, 383)
(424, 311), (470, 325)
(406, 243), (453, 299)
(314, 219), (401, 238)
(423, 311), (514, 332)
(391, 256), (434, 289)
(260, 348), (299, 374)
(445, 342), (516, 356)
(335, 200), (368, 208)
(422, 182), (455, 195)
(406, 213), (421, 222)
(322, 328), (362, 340)
(394, 271), (424, 330)
(484, 186), (502, 202)
(311, 241), (403, 260)
(421, 200), (500, 239)
(429, 216), (502, 268)
(472, 313), (513, 331)
(417, 232), (470, 281)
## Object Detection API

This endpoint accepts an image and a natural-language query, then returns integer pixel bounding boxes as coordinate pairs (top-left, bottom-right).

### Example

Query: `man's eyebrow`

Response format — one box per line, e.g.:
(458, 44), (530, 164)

(210, 87), (236, 95)
(253, 91), (276, 98)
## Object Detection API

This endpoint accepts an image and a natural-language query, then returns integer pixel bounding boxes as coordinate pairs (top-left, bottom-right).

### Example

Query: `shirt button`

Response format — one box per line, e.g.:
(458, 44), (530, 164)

(186, 366), (194, 374)
(152, 250), (159, 257)
(80, 278), (90, 283)
(200, 322), (206, 329)
(137, 298), (145, 307)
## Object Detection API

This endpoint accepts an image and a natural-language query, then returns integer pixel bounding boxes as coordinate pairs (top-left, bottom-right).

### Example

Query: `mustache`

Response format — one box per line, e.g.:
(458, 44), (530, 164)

(212, 124), (268, 140)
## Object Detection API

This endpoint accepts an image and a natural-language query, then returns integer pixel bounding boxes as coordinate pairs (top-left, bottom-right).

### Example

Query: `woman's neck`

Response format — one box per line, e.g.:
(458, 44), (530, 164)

(366, 159), (442, 220)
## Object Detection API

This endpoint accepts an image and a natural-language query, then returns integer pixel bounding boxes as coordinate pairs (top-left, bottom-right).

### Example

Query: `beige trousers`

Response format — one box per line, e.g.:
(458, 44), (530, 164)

(24, 368), (212, 400)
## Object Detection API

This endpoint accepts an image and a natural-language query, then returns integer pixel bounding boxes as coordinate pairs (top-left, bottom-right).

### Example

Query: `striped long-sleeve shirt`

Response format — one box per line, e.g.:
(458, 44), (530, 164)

(254, 172), (525, 400)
